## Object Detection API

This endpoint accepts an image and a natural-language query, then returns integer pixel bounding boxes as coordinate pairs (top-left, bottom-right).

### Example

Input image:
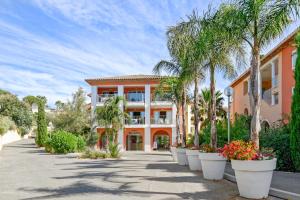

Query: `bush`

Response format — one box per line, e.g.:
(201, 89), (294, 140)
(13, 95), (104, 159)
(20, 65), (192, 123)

(51, 131), (77, 153)
(0, 116), (15, 135)
(80, 149), (109, 159)
(260, 126), (295, 171)
(77, 136), (86, 152)
(108, 143), (120, 158)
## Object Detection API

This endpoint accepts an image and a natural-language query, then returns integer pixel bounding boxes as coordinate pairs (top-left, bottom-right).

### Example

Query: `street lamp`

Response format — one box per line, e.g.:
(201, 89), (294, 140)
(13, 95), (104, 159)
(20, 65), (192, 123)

(224, 86), (233, 144)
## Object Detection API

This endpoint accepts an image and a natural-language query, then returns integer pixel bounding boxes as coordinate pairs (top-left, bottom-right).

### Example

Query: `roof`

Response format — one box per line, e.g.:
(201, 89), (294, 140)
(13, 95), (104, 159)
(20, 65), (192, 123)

(85, 74), (170, 85)
(230, 27), (299, 87)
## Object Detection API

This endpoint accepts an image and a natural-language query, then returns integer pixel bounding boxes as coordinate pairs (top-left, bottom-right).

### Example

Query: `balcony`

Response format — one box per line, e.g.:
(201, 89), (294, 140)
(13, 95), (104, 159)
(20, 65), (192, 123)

(125, 93), (145, 107)
(125, 117), (145, 125)
(151, 117), (172, 125)
(151, 94), (173, 108)
(96, 94), (117, 106)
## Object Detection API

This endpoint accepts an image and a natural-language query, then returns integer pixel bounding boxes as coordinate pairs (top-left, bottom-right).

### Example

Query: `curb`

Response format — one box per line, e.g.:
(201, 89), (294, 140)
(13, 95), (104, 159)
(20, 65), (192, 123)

(224, 173), (300, 200)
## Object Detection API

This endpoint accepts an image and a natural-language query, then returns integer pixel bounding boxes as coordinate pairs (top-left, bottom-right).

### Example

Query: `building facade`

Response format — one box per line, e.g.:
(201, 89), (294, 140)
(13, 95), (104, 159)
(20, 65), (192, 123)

(230, 29), (298, 126)
(85, 75), (180, 152)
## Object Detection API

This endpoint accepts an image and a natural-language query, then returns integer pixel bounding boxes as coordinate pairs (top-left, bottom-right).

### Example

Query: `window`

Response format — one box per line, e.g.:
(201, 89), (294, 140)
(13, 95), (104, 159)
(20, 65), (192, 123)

(272, 92), (279, 105)
(292, 51), (297, 70)
(243, 81), (248, 95)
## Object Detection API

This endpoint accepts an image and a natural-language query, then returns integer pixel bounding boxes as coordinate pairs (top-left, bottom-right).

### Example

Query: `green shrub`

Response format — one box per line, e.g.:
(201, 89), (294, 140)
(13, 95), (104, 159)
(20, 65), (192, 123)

(0, 116), (15, 135)
(44, 137), (54, 153)
(76, 136), (86, 152)
(80, 149), (109, 159)
(49, 131), (78, 154)
(260, 126), (295, 171)
(108, 143), (120, 158)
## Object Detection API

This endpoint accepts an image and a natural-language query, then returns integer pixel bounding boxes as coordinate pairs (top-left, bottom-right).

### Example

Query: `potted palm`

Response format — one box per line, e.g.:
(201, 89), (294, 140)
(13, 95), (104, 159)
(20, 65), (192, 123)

(221, 140), (276, 199)
(198, 144), (226, 180)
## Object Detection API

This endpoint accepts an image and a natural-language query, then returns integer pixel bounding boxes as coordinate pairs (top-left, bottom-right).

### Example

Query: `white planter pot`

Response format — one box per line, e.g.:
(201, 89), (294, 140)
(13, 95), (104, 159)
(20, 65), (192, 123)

(170, 147), (177, 162)
(176, 148), (188, 165)
(231, 159), (277, 199)
(198, 152), (226, 180)
(186, 149), (202, 171)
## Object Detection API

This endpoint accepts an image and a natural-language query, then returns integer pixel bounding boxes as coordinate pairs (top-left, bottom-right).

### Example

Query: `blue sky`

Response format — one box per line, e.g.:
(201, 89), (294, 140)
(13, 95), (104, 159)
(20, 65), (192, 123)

(0, 0), (299, 107)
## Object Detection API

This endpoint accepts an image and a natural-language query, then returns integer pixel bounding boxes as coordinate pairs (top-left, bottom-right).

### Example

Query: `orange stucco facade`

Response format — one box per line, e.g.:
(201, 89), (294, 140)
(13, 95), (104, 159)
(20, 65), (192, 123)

(230, 30), (297, 125)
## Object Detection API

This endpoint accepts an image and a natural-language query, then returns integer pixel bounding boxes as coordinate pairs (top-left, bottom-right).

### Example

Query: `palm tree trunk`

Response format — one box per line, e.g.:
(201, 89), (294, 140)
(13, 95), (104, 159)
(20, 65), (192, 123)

(181, 88), (187, 147)
(176, 104), (181, 145)
(249, 43), (261, 149)
(210, 65), (217, 149)
(193, 75), (200, 147)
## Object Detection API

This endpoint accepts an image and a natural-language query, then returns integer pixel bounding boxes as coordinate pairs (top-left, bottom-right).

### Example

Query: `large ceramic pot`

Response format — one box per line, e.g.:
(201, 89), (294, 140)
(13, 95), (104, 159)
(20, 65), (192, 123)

(176, 148), (188, 165)
(198, 152), (226, 180)
(231, 159), (277, 199)
(170, 146), (177, 162)
(186, 149), (202, 171)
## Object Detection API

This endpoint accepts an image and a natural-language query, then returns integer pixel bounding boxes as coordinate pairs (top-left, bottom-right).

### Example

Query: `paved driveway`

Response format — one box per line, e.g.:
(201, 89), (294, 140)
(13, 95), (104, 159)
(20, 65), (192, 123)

(0, 139), (275, 200)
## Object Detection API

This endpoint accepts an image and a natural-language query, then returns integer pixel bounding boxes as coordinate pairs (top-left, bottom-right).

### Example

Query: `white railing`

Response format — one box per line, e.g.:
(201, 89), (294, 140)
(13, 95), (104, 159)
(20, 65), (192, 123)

(97, 94), (117, 103)
(151, 118), (172, 125)
(151, 95), (172, 102)
(262, 89), (272, 105)
(125, 93), (145, 102)
(125, 117), (145, 125)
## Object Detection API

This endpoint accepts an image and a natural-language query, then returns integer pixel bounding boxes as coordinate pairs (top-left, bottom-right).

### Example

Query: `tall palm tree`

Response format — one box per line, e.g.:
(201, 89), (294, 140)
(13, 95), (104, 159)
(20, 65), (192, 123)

(179, 9), (244, 149)
(95, 96), (128, 145)
(153, 60), (189, 146)
(222, 0), (299, 148)
(155, 76), (183, 145)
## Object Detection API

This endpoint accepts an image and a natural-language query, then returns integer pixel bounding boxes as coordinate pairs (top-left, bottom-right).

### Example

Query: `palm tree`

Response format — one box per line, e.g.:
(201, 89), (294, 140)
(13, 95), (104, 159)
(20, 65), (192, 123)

(198, 88), (225, 129)
(177, 9), (244, 149)
(95, 96), (128, 146)
(153, 60), (189, 146)
(222, 0), (299, 148)
(155, 76), (183, 145)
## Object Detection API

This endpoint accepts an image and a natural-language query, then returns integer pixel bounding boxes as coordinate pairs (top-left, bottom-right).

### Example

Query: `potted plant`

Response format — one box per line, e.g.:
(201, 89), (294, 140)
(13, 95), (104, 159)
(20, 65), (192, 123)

(186, 146), (202, 171)
(221, 140), (276, 199)
(176, 145), (188, 166)
(198, 144), (226, 180)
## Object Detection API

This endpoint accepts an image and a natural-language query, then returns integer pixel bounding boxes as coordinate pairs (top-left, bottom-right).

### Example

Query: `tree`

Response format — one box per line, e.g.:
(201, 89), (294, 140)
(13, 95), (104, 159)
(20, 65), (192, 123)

(95, 96), (127, 147)
(155, 77), (183, 145)
(198, 88), (225, 129)
(52, 88), (90, 137)
(290, 33), (300, 171)
(223, 0), (299, 148)
(153, 60), (188, 146)
(35, 97), (47, 147)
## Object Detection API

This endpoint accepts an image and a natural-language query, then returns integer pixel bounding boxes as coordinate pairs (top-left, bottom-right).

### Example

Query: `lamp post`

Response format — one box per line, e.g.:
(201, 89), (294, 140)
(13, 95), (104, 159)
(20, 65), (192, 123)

(224, 87), (233, 144)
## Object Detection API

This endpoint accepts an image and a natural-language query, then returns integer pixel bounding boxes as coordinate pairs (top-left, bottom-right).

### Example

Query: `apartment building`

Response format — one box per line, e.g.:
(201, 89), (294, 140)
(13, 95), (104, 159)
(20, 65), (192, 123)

(230, 29), (298, 126)
(85, 75), (180, 152)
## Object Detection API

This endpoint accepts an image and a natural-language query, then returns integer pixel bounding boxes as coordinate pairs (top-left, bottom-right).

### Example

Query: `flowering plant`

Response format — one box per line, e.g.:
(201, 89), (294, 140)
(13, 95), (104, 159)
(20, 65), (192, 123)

(220, 140), (275, 160)
(220, 140), (258, 160)
(199, 144), (218, 153)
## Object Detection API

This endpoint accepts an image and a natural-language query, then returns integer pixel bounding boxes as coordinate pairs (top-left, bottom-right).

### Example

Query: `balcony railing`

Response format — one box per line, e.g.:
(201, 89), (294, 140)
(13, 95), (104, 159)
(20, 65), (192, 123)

(97, 94), (117, 103)
(151, 117), (172, 125)
(125, 93), (145, 102)
(262, 88), (272, 105)
(125, 117), (145, 125)
(151, 95), (172, 102)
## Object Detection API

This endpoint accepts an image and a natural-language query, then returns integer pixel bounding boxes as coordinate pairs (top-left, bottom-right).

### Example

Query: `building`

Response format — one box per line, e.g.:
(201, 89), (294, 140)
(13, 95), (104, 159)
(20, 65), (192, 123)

(85, 75), (180, 152)
(230, 29), (298, 126)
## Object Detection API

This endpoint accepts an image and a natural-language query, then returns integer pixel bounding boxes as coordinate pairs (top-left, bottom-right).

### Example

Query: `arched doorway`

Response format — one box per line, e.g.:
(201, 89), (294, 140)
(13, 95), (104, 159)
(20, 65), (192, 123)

(126, 132), (143, 151)
(244, 108), (249, 115)
(153, 131), (170, 151)
(261, 120), (270, 133)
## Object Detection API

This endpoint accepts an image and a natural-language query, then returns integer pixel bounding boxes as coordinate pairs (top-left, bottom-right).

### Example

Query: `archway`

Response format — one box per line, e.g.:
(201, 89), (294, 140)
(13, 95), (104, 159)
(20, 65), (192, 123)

(261, 120), (270, 133)
(126, 132), (143, 151)
(153, 130), (170, 151)
(244, 108), (249, 116)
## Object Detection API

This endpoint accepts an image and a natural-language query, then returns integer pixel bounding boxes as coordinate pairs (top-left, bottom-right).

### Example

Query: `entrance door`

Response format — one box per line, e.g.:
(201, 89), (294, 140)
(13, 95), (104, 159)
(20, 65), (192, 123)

(127, 133), (143, 151)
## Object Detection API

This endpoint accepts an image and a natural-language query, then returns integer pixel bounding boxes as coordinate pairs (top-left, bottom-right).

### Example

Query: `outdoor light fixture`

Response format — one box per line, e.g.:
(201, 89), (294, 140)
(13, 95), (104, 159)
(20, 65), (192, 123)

(224, 86), (233, 144)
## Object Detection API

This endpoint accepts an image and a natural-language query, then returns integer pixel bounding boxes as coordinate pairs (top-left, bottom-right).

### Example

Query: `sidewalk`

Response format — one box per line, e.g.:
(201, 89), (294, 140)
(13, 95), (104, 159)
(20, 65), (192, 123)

(225, 163), (300, 200)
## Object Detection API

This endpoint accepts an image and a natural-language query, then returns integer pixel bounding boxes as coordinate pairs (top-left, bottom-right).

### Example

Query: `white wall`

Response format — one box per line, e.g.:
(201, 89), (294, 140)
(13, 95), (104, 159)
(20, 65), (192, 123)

(0, 130), (21, 151)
